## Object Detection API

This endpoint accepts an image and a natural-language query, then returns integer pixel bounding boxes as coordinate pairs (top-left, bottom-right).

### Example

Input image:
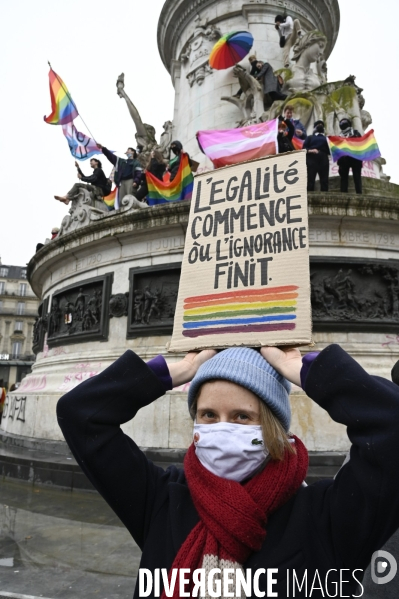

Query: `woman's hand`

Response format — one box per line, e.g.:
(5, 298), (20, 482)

(168, 350), (217, 387)
(260, 346), (302, 387)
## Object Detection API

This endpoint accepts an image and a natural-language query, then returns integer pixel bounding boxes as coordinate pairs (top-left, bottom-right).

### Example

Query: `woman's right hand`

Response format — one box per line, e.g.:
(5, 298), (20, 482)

(168, 350), (217, 387)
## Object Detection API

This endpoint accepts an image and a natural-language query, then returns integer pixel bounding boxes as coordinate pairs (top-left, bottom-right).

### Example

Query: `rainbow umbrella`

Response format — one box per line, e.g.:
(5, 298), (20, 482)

(209, 31), (254, 70)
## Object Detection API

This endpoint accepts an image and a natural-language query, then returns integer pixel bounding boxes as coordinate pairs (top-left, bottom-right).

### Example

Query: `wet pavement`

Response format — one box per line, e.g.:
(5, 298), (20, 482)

(0, 480), (139, 598)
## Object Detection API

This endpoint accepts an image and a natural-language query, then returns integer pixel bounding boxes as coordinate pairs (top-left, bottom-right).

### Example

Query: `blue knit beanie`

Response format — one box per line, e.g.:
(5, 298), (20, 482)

(187, 347), (291, 431)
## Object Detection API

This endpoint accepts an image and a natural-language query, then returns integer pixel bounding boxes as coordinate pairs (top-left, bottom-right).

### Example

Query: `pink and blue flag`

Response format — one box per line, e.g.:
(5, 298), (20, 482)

(62, 124), (102, 161)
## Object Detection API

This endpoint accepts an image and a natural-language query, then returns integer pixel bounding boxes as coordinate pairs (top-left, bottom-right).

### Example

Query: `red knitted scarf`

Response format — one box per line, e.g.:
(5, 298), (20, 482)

(161, 435), (308, 599)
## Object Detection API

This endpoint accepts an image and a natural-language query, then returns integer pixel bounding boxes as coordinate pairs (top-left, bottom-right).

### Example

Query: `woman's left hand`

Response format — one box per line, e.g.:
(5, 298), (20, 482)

(168, 350), (217, 387)
(260, 346), (302, 387)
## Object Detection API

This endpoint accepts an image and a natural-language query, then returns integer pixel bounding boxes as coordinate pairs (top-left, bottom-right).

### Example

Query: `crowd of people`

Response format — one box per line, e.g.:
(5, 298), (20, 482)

(54, 139), (191, 210)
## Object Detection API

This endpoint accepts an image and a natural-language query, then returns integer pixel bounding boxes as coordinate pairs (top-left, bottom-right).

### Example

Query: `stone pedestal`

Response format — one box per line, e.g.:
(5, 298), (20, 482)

(2, 181), (399, 455)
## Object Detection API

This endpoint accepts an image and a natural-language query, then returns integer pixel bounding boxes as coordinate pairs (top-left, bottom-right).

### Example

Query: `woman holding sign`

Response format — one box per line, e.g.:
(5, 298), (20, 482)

(57, 345), (399, 597)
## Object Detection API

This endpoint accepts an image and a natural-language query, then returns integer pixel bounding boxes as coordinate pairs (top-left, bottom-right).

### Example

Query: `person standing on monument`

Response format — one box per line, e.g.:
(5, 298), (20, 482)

(303, 120), (330, 191)
(337, 117), (363, 195)
(277, 116), (295, 153)
(275, 14), (302, 68)
(96, 144), (143, 202)
(54, 158), (109, 205)
(133, 150), (167, 202)
(284, 104), (307, 140)
(168, 141), (192, 182)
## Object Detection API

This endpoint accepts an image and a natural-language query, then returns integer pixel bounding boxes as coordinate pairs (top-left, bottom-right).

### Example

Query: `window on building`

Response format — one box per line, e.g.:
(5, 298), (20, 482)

(20, 269), (27, 279)
(19, 283), (27, 296)
(0, 267), (8, 277)
(15, 321), (23, 331)
(12, 341), (22, 358)
(0, 282), (5, 294)
(17, 302), (25, 315)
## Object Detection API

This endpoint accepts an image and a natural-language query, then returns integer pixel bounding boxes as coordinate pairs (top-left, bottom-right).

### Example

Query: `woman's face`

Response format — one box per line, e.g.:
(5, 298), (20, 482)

(196, 380), (261, 425)
(304, 41), (325, 63)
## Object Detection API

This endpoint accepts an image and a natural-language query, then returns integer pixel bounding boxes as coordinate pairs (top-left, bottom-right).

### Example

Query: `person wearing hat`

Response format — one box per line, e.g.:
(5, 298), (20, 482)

(303, 120), (331, 191)
(57, 343), (399, 598)
(337, 118), (363, 195)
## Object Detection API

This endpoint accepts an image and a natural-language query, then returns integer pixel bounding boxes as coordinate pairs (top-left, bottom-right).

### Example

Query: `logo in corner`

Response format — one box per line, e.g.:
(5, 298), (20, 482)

(371, 550), (397, 585)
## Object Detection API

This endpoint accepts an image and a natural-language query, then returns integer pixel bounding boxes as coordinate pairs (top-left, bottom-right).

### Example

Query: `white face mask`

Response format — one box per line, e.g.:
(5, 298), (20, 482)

(193, 422), (269, 482)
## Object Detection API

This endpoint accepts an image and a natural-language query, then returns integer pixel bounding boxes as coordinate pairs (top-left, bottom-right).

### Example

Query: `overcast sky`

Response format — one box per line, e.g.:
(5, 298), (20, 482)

(1, 0), (398, 267)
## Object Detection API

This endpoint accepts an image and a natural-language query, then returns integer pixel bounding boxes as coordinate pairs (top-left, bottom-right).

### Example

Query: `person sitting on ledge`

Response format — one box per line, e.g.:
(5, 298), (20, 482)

(337, 117), (363, 195)
(303, 119), (330, 192)
(97, 145), (142, 202)
(283, 104), (307, 140)
(57, 343), (399, 599)
(256, 61), (287, 106)
(54, 159), (109, 206)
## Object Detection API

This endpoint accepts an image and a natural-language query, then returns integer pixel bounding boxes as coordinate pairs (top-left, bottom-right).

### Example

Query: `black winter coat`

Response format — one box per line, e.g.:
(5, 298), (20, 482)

(57, 345), (399, 599)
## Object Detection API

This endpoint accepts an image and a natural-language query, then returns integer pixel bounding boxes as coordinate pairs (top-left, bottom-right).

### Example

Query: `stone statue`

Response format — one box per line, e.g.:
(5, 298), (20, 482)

(116, 73), (158, 152)
(288, 30), (328, 92)
(221, 64), (265, 126)
(265, 30), (369, 137)
(158, 121), (174, 159)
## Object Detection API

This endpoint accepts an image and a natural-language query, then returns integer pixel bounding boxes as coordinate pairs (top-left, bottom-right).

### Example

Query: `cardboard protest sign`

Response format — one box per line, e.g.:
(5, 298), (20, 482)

(169, 151), (311, 352)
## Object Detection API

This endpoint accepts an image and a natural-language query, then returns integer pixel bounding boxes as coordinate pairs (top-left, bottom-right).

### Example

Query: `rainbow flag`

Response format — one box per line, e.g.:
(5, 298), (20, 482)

(328, 129), (381, 163)
(103, 187), (117, 211)
(182, 286), (298, 338)
(44, 69), (79, 125)
(146, 153), (193, 205)
(292, 136), (304, 151)
(197, 120), (277, 168)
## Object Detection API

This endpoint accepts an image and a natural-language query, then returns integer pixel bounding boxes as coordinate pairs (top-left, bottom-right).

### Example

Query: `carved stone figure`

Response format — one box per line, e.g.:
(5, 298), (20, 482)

(288, 31), (327, 93)
(179, 15), (222, 88)
(117, 73), (158, 153)
(158, 121), (174, 159)
(134, 290), (144, 324)
(109, 293), (129, 318)
(58, 187), (109, 237)
(75, 288), (87, 321)
(48, 299), (61, 337)
(222, 64), (264, 125)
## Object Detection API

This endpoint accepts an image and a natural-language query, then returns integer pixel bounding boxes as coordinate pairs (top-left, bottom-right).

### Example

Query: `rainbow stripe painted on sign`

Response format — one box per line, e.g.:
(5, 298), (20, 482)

(182, 286), (298, 338)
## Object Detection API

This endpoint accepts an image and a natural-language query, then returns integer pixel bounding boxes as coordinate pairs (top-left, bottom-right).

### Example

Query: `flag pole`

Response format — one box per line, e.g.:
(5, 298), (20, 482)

(48, 61), (98, 143)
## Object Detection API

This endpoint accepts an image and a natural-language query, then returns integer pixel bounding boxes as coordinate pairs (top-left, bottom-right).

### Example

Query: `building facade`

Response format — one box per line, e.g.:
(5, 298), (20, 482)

(0, 261), (39, 388)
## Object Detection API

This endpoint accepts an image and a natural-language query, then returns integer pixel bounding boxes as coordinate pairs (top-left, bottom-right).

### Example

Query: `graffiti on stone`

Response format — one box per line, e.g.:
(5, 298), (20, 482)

(3, 396), (27, 422)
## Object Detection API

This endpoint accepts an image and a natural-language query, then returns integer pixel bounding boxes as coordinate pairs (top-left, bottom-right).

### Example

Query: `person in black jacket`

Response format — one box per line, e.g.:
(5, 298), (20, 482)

(303, 119), (331, 191)
(277, 116), (295, 153)
(54, 158), (109, 205)
(256, 60), (287, 106)
(168, 140), (192, 182)
(133, 150), (166, 202)
(337, 117), (363, 194)
(57, 343), (399, 599)
(97, 144), (142, 202)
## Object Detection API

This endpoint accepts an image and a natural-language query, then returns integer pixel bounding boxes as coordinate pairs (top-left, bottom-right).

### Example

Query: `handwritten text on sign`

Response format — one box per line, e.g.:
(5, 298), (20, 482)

(170, 152), (311, 351)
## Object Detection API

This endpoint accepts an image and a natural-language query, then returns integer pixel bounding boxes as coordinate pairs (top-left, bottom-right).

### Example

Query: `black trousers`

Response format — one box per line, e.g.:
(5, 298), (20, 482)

(338, 156), (363, 194)
(306, 152), (330, 191)
(133, 181), (149, 202)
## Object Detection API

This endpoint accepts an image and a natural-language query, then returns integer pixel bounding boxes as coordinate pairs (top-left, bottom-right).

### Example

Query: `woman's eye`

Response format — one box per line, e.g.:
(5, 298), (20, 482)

(236, 413), (250, 421)
(203, 411), (216, 419)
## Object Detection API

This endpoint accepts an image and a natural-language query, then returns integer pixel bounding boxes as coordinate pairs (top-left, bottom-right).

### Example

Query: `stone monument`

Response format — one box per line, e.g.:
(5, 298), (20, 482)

(2, 0), (399, 487)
